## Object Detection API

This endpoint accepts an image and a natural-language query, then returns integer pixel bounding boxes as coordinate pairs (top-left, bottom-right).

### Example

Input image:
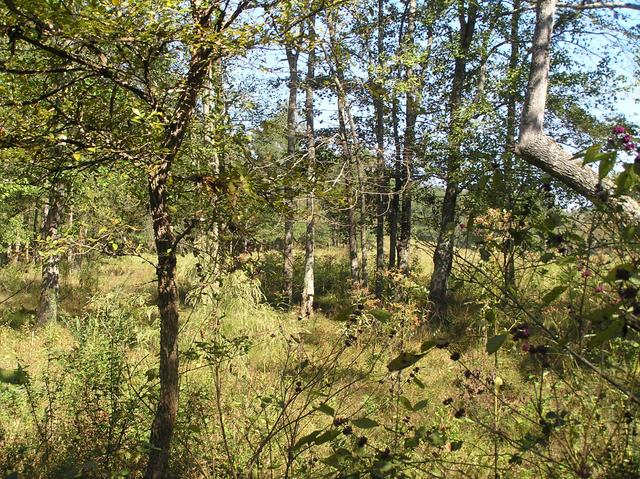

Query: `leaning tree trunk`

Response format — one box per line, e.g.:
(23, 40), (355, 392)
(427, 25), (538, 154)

(429, 1), (478, 319)
(302, 15), (316, 319)
(515, 0), (640, 222)
(36, 185), (62, 327)
(283, 46), (299, 306)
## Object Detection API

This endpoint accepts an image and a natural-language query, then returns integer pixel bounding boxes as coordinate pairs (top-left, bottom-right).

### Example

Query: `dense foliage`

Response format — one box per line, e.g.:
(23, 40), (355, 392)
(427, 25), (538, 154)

(1, 0), (639, 478)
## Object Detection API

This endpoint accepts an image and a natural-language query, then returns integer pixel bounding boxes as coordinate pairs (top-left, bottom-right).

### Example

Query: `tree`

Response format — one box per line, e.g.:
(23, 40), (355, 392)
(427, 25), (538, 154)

(515, 0), (640, 222)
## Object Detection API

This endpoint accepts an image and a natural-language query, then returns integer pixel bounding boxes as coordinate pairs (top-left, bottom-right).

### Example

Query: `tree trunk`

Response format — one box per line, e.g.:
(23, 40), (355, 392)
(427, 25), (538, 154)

(283, 46), (299, 306)
(327, 14), (361, 286)
(37, 186), (62, 327)
(389, 97), (402, 269)
(397, 0), (417, 276)
(145, 166), (180, 479)
(374, 0), (386, 297)
(502, 0), (521, 289)
(515, 0), (640, 222)
(429, 1), (478, 319)
(203, 57), (224, 272)
(302, 15), (316, 319)
(145, 21), (215, 476)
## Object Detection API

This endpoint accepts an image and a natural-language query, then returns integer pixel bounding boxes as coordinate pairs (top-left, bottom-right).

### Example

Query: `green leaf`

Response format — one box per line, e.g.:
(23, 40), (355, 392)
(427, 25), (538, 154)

(427, 430), (447, 447)
(369, 309), (392, 322)
(351, 418), (379, 429)
(399, 395), (412, 410)
(292, 430), (321, 451)
(413, 399), (429, 411)
(585, 303), (619, 324)
(314, 429), (341, 445)
(582, 144), (603, 165)
(420, 339), (437, 352)
(0, 367), (28, 385)
(387, 352), (426, 372)
(598, 152), (616, 180)
(316, 403), (335, 416)
(589, 320), (624, 348)
(486, 333), (508, 355)
(542, 286), (567, 305)
(539, 252), (555, 263)
(450, 440), (463, 451)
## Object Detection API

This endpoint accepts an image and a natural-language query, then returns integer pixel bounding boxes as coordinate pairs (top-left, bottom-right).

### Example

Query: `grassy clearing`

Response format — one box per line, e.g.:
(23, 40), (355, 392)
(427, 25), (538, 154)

(0, 247), (637, 478)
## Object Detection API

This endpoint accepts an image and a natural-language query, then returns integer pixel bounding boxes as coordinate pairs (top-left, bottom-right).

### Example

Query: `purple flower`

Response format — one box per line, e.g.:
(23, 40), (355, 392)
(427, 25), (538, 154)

(625, 142), (636, 151)
(613, 125), (626, 134)
(623, 134), (632, 144)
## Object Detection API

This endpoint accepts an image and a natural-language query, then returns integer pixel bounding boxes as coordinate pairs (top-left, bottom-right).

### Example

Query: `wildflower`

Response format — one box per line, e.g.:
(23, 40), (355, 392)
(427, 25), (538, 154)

(613, 125), (626, 134)
(625, 142), (636, 151)
(581, 269), (592, 278)
(595, 284), (605, 293)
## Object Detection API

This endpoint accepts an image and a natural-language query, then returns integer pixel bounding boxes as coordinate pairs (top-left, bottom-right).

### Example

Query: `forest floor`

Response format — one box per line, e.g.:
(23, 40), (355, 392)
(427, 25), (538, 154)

(0, 249), (619, 478)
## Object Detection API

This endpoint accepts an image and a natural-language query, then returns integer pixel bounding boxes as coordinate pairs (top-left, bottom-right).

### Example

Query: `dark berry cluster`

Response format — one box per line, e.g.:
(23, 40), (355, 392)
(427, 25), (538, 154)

(612, 125), (640, 161)
(510, 323), (530, 341)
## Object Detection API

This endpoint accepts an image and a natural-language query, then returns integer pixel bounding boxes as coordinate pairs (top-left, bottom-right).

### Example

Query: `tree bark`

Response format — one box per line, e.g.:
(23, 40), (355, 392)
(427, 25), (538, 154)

(389, 97), (402, 269)
(302, 15), (316, 319)
(36, 185), (62, 327)
(515, 0), (640, 222)
(202, 57), (224, 272)
(283, 46), (299, 306)
(429, 1), (478, 319)
(145, 14), (215, 476)
(327, 14), (361, 286)
(397, 0), (417, 276)
(145, 165), (180, 479)
(502, 0), (521, 289)
(374, 0), (386, 297)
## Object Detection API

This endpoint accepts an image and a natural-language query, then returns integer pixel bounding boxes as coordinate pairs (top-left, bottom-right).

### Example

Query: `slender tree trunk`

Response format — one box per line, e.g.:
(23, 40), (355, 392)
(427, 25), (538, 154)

(302, 15), (316, 319)
(203, 57), (224, 272)
(283, 46), (299, 306)
(145, 164), (181, 479)
(397, 0), (417, 275)
(67, 203), (75, 267)
(515, 0), (640, 221)
(503, 0), (521, 289)
(327, 14), (361, 286)
(374, 0), (386, 297)
(429, 1), (478, 319)
(145, 22), (215, 477)
(37, 186), (62, 327)
(389, 97), (402, 269)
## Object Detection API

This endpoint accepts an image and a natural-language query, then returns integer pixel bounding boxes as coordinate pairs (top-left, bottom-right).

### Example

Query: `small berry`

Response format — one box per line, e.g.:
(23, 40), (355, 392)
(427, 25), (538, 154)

(450, 352), (461, 361)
